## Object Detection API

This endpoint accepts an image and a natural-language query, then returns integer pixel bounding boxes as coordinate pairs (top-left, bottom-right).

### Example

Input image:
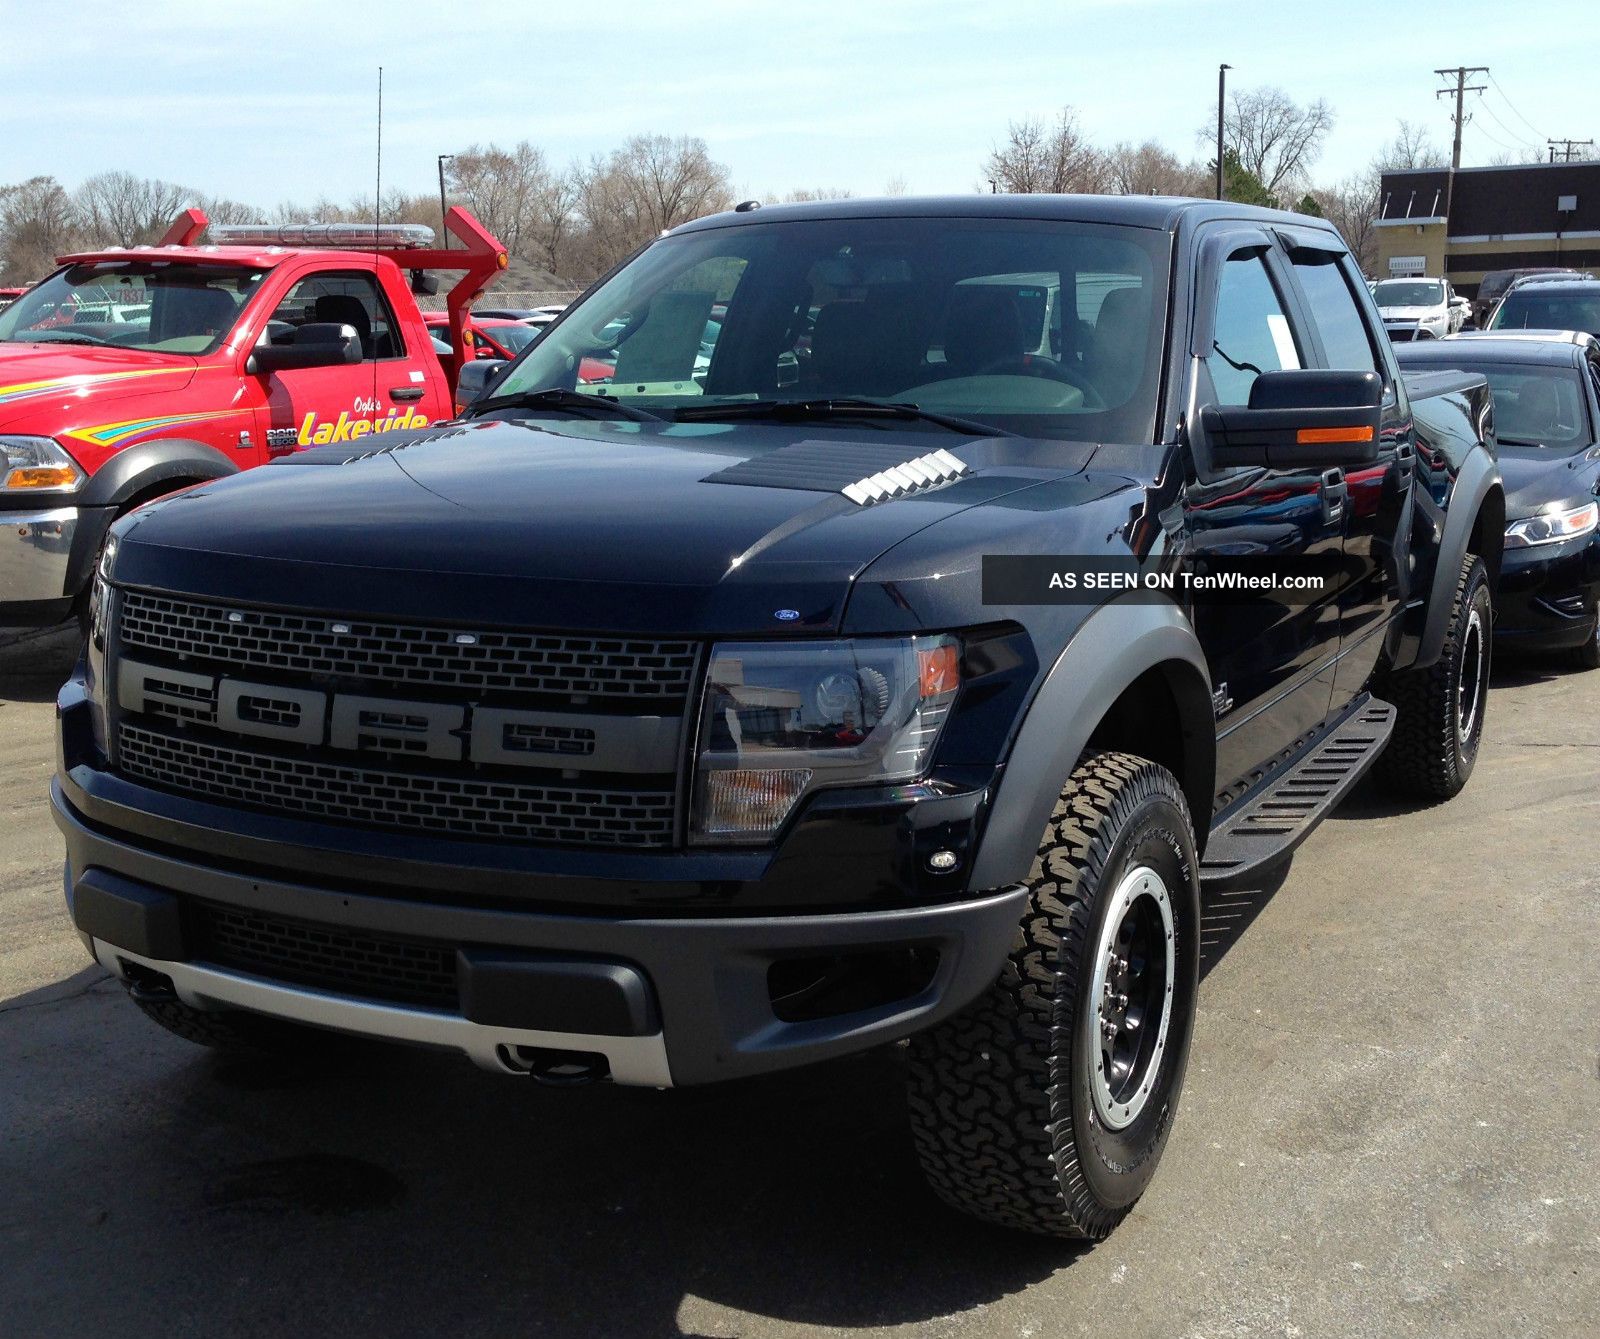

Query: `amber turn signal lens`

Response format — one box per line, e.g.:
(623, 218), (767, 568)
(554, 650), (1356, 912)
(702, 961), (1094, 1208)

(917, 643), (961, 697)
(1296, 425), (1374, 445)
(4, 466), (79, 489)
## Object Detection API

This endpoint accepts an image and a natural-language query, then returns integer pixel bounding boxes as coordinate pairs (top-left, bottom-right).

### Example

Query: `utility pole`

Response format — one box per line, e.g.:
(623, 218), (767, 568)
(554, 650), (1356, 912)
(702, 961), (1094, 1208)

(1547, 138), (1595, 163)
(1434, 66), (1487, 217)
(436, 154), (454, 248)
(1216, 63), (1231, 201)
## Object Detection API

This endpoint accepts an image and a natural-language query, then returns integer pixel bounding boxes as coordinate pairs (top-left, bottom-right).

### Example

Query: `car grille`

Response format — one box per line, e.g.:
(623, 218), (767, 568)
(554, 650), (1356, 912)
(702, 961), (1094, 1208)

(118, 590), (698, 701)
(188, 898), (459, 1009)
(117, 722), (678, 847)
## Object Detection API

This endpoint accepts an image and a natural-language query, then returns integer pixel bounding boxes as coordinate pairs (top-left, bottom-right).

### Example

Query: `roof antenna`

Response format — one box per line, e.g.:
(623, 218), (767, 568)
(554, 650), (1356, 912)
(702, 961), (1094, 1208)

(371, 65), (382, 409)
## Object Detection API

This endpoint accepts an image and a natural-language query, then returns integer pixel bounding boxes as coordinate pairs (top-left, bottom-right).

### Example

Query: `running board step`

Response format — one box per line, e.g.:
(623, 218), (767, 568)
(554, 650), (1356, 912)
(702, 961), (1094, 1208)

(1200, 695), (1396, 892)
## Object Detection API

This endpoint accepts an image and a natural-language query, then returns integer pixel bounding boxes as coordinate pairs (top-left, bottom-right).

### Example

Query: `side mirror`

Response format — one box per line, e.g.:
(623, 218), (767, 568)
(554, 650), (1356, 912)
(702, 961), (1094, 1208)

(453, 357), (507, 414)
(410, 270), (439, 296)
(1200, 369), (1383, 469)
(249, 322), (362, 374)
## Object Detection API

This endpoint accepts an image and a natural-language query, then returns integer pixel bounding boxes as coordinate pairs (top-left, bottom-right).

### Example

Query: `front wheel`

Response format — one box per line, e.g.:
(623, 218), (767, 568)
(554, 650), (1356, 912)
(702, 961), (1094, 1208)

(906, 751), (1201, 1238)
(1380, 554), (1491, 800)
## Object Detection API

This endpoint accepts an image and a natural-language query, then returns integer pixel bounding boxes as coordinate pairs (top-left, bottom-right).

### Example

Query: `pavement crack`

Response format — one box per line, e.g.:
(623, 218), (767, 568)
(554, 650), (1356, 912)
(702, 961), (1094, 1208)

(0, 970), (114, 1016)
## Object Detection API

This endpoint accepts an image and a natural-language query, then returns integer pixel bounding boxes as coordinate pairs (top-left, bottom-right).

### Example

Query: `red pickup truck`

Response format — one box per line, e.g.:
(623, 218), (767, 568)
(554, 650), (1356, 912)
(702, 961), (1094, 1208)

(0, 207), (506, 627)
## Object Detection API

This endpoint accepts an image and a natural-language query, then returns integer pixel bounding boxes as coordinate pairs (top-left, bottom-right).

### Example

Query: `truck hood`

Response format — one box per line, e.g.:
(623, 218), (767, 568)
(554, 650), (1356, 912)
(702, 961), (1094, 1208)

(112, 417), (1102, 635)
(0, 343), (197, 432)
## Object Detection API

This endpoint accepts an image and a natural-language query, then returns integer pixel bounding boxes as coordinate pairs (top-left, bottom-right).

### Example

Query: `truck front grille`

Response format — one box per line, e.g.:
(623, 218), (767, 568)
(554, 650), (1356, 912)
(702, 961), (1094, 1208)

(118, 722), (678, 847)
(118, 590), (698, 701)
(188, 899), (459, 1009)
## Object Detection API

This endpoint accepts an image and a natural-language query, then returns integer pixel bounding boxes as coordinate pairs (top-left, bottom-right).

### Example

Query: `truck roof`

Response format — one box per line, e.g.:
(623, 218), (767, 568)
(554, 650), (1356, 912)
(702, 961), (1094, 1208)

(52, 244), (403, 270)
(673, 193), (1346, 238)
(1397, 333), (1596, 369)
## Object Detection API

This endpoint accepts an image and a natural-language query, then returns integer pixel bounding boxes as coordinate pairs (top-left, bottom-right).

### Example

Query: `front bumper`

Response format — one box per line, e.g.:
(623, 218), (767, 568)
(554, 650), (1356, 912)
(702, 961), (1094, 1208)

(54, 781), (1027, 1085)
(1494, 531), (1600, 651)
(0, 504), (78, 613)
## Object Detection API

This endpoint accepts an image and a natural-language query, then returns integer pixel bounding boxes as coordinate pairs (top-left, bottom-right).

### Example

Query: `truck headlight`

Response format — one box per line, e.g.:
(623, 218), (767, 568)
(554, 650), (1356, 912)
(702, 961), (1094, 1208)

(1504, 501), (1599, 549)
(690, 635), (961, 844)
(1, 436), (84, 493)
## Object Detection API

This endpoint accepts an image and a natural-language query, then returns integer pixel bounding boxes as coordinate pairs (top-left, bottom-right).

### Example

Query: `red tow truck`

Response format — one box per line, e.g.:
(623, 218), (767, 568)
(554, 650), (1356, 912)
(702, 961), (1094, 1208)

(0, 207), (507, 627)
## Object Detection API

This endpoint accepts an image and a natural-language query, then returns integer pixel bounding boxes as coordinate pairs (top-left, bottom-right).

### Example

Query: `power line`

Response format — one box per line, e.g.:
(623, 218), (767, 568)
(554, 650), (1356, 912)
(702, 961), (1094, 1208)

(1466, 117), (1523, 159)
(1435, 66), (1489, 214)
(1548, 138), (1596, 163)
(1486, 72), (1549, 142)
(1475, 98), (1539, 152)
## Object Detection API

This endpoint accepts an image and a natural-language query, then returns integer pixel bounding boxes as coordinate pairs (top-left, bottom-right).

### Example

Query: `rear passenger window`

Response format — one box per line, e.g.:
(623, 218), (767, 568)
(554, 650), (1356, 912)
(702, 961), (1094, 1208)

(1292, 252), (1379, 375)
(1208, 252), (1301, 405)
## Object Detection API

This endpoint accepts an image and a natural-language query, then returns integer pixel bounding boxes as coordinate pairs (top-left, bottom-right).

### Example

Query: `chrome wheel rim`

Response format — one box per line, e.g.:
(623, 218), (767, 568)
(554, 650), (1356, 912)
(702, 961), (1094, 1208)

(1088, 864), (1176, 1131)
(1458, 605), (1486, 744)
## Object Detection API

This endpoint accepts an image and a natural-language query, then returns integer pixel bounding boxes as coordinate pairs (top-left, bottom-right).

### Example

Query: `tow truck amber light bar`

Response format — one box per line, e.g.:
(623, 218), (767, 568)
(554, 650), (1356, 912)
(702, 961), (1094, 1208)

(1295, 425), (1375, 445)
(206, 222), (437, 249)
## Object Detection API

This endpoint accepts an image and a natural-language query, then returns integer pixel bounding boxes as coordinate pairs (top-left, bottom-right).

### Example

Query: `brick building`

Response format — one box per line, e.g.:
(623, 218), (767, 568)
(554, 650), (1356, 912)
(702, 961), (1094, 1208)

(1374, 160), (1600, 297)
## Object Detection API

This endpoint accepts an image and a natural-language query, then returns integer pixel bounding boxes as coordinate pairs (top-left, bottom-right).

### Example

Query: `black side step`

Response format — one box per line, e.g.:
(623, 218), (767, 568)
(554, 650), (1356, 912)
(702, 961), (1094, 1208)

(1200, 695), (1396, 892)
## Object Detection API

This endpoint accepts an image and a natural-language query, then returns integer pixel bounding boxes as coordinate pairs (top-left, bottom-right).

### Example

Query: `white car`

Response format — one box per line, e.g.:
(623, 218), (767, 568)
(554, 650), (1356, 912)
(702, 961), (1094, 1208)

(1373, 277), (1461, 341)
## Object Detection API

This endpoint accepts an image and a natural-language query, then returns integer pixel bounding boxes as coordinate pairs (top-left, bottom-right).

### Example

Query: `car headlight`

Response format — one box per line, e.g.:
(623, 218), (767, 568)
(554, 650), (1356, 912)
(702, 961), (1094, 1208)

(1504, 501), (1600, 549)
(691, 634), (961, 844)
(1, 436), (84, 493)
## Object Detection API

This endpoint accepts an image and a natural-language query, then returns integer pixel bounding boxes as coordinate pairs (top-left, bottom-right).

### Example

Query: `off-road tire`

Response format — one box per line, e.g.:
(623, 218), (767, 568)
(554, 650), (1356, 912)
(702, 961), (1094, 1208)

(906, 751), (1201, 1238)
(1380, 555), (1491, 800)
(127, 983), (336, 1055)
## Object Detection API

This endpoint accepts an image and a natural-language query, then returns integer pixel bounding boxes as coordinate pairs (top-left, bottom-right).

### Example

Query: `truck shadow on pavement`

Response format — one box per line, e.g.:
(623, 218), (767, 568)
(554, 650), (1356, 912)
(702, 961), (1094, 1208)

(0, 625), (80, 704)
(7, 974), (1079, 1337)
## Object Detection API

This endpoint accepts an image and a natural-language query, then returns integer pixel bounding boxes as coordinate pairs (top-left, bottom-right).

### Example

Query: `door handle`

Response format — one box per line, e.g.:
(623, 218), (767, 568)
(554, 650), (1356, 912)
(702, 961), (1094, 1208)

(389, 386), (425, 402)
(1319, 467), (1348, 526)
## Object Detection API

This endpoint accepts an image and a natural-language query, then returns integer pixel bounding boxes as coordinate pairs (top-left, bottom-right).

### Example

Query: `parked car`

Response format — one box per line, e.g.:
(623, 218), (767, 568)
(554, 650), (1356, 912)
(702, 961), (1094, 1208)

(0, 285), (29, 312)
(0, 207), (507, 629)
(422, 312), (541, 362)
(1372, 276), (1461, 340)
(1487, 277), (1600, 339)
(1399, 330), (1600, 666)
(473, 306), (540, 321)
(1475, 267), (1588, 327)
(1449, 292), (1473, 331)
(62, 195), (1501, 1241)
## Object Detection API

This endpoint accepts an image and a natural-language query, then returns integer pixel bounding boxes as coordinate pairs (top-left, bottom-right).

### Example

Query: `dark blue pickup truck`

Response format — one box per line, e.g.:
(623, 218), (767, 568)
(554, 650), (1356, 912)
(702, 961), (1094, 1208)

(56, 195), (1501, 1238)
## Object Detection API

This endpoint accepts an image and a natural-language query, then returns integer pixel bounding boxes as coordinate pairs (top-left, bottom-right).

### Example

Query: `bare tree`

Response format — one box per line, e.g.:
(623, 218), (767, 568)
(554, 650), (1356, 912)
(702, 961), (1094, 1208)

(74, 172), (189, 246)
(0, 176), (82, 282)
(883, 175), (909, 197)
(1105, 140), (1209, 197)
(526, 165), (581, 277)
(576, 135), (733, 273)
(1206, 86), (1335, 197)
(446, 141), (553, 255)
(985, 108), (1105, 194)
(777, 187), (854, 203)
(1378, 120), (1447, 172)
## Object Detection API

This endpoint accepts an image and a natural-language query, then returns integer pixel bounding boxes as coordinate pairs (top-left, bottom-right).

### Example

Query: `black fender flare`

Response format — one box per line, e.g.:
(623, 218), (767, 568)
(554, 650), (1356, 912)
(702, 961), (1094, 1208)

(66, 439), (242, 599)
(968, 598), (1214, 889)
(1413, 446), (1502, 670)
(79, 437), (241, 509)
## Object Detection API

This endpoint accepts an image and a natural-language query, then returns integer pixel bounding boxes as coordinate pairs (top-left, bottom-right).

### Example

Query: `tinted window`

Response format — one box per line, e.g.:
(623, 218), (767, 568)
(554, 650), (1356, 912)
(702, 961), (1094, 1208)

(1375, 280), (1444, 307)
(1477, 365), (1590, 450)
(1208, 252), (1301, 406)
(493, 217), (1170, 442)
(1292, 254), (1378, 374)
(1490, 288), (1600, 337)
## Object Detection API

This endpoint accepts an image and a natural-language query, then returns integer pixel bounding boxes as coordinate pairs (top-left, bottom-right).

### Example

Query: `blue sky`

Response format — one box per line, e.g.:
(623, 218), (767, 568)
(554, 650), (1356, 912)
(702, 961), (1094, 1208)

(4, 0), (1591, 206)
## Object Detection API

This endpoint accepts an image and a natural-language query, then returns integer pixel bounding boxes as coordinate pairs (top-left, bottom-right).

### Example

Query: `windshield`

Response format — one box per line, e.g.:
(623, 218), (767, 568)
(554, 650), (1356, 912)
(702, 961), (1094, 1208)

(486, 323), (540, 354)
(1374, 280), (1443, 308)
(489, 216), (1171, 442)
(1473, 364), (1592, 449)
(0, 261), (264, 355)
(1490, 288), (1600, 337)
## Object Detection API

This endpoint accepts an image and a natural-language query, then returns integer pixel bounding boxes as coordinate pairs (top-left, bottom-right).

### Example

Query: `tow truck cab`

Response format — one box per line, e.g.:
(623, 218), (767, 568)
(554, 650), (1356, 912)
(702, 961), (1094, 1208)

(0, 207), (507, 627)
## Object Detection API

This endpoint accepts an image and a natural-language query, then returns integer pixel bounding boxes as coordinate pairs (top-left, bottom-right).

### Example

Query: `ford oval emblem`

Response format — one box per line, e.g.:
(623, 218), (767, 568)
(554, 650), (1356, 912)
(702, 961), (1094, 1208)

(774, 608), (801, 622)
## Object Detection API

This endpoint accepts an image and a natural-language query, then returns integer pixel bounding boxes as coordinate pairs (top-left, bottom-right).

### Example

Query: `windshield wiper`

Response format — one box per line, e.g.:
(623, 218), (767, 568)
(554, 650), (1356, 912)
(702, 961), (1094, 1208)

(22, 333), (107, 347)
(467, 388), (662, 422)
(673, 397), (1016, 437)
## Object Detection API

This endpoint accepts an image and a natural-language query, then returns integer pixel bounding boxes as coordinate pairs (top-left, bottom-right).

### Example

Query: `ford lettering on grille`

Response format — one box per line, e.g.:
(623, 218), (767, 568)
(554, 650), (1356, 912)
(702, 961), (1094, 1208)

(115, 657), (679, 774)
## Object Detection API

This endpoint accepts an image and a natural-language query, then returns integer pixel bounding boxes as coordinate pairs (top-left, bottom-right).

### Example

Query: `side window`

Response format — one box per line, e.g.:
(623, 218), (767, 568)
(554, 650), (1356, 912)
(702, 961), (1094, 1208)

(265, 271), (406, 360)
(1208, 251), (1301, 406)
(1289, 251), (1380, 376)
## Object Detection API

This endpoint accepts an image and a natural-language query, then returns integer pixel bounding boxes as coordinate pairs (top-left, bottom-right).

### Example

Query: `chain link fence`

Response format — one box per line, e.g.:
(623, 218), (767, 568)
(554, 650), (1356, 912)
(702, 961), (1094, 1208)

(417, 289), (581, 313)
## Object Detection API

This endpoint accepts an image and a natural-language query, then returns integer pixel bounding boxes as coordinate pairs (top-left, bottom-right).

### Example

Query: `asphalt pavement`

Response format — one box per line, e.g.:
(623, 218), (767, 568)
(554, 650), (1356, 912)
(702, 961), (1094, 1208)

(2, 624), (1597, 1338)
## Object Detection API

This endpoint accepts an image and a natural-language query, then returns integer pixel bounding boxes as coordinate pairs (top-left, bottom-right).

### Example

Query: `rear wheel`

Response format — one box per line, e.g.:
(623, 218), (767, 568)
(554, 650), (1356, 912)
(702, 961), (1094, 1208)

(1380, 554), (1491, 800)
(1573, 611), (1600, 670)
(906, 751), (1200, 1238)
